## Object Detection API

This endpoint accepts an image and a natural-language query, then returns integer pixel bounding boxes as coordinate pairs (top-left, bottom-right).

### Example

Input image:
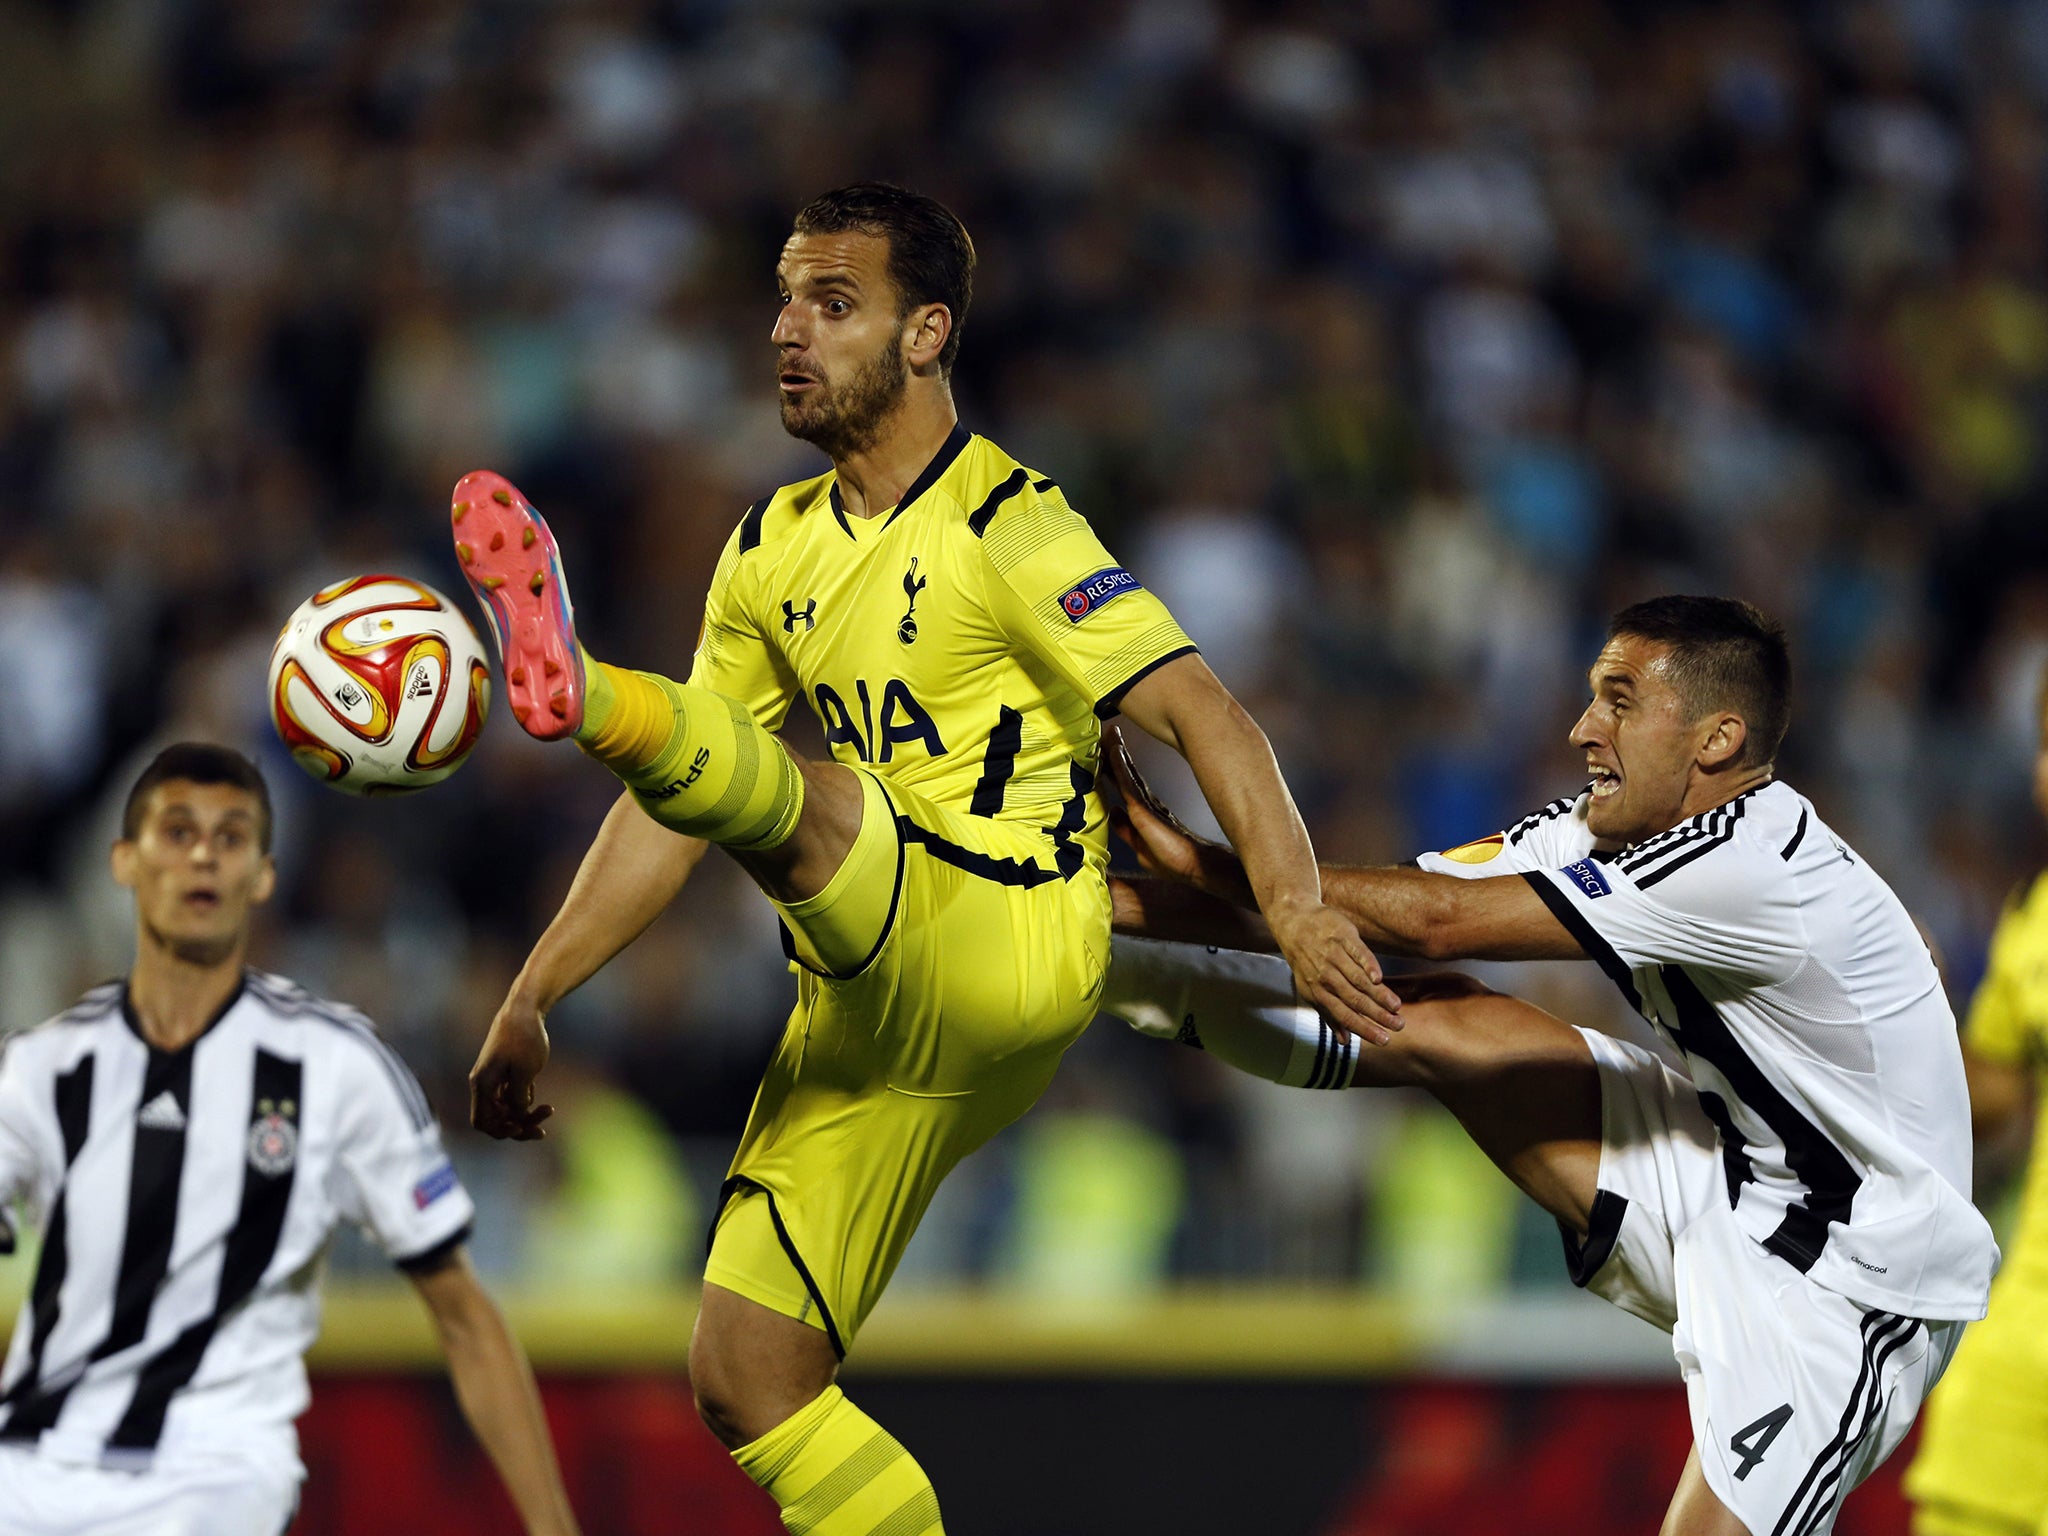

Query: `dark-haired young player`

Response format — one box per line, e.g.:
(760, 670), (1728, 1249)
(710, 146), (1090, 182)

(1107, 597), (1997, 1536)
(0, 745), (578, 1536)
(453, 183), (1399, 1536)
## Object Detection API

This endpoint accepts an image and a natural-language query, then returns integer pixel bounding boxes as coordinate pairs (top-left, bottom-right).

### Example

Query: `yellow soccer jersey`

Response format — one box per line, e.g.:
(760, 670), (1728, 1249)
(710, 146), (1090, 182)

(689, 425), (1196, 876)
(1964, 871), (2048, 1287)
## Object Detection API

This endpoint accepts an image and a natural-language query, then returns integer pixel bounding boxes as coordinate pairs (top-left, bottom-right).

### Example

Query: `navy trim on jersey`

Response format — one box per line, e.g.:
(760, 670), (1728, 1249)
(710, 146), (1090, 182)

(394, 1222), (473, 1277)
(1559, 1188), (1629, 1287)
(1049, 760), (1091, 880)
(898, 817), (1061, 888)
(825, 424), (974, 536)
(710, 1178), (846, 1360)
(1519, 871), (1643, 1011)
(737, 498), (770, 554)
(1780, 808), (1809, 861)
(245, 973), (431, 1130)
(1661, 964), (1862, 1272)
(966, 467), (1030, 537)
(969, 705), (1023, 817)
(887, 423), (971, 527)
(0, 1058), (94, 1435)
(1094, 643), (1200, 719)
(109, 1048), (305, 1455)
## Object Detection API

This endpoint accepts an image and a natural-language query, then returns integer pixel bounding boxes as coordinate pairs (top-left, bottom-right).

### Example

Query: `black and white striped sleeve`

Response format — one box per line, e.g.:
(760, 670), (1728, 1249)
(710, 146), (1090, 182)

(327, 1032), (474, 1270)
(1414, 792), (1594, 881)
(1521, 833), (1803, 983)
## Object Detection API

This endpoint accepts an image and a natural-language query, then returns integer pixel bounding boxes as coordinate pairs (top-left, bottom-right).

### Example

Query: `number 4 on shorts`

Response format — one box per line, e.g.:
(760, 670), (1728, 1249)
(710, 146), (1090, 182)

(1729, 1403), (1794, 1481)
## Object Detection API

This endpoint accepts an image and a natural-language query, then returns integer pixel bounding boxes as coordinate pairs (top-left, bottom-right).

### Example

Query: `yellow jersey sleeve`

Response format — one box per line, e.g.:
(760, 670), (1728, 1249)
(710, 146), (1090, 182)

(1963, 883), (2045, 1067)
(687, 513), (802, 733)
(975, 490), (1196, 716)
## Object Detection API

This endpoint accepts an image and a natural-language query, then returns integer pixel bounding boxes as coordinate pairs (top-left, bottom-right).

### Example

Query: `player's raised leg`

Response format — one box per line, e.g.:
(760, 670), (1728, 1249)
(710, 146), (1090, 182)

(1105, 940), (1604, 1233)
(451, 470), (861, 907)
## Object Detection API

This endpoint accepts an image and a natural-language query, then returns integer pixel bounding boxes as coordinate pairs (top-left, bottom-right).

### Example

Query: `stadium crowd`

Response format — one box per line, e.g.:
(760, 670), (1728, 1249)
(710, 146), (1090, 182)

(2, 0), (2045, 1297)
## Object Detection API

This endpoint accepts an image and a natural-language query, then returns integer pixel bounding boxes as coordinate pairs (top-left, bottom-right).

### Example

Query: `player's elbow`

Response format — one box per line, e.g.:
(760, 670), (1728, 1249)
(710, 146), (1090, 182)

(1407, 886), (1470, 963)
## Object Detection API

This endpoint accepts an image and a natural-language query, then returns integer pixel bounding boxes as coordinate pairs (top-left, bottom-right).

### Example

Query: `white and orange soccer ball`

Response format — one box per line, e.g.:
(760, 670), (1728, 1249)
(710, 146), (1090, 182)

(267, 575), (491, 795)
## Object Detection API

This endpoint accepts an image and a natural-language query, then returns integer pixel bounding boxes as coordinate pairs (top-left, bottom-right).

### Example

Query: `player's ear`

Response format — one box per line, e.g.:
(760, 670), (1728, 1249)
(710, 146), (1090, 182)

(903, 302), (951, 372)
(110, 838), (138, 891)
(250, 855), (277, 907)
(1699, 712), (1747, 769)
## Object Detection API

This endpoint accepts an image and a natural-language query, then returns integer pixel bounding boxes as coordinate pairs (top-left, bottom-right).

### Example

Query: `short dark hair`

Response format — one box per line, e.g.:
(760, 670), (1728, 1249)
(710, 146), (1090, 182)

(1609, 596), (1791, 768)
(122, 743), (274, 852)
(793, 183), (975, 375)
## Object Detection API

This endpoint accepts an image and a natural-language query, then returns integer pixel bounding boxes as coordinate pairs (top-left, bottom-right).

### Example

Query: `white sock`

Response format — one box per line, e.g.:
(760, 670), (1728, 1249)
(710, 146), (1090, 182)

(1101, 936), (1359, 1090)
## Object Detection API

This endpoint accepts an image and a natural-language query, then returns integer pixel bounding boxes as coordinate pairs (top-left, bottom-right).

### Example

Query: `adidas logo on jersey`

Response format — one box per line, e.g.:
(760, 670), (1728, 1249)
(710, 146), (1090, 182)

(137, 1090), (186, 1132)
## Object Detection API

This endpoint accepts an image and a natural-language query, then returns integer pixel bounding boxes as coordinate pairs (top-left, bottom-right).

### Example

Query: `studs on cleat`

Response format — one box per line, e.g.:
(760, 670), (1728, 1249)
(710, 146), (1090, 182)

(550, 693), (569, 717)
(513, 704), (530, 724)
(543, 656), (560, 677)
(510, 666), (526, 685)
(481, 576), (505, 591)
(522, 526), (536, 549)
(491, 531), (504, 551)
(456, 542), (473, 564)
(492, 489), (512, 506)
(529, 569), (545, 594)
(453, 501), (469, 522)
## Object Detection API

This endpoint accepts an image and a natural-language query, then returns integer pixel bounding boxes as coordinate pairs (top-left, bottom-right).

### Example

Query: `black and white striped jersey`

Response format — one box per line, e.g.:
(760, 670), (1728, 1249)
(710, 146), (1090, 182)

(0, 970), (474, 1473)
(1418, 780), (1998, 1322)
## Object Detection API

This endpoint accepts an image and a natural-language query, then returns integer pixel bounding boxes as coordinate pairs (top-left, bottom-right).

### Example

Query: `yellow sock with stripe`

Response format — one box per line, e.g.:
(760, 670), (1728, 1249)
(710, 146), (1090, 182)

(732, 1386), (943, 1536)
(574, 656), (804, 850)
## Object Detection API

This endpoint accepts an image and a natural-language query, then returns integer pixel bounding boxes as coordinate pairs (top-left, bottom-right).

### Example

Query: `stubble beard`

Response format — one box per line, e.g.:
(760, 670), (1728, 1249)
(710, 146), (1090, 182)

(780, 334), (911, 461)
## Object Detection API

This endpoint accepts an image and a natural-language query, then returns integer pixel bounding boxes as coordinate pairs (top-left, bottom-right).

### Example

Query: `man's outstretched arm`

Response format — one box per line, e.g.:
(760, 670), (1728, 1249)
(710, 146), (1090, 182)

(1116, 654), (1405, 1040)
(1106, 727), (1584, 964)
(471, 793), (711, 1139)
(411, 1247), (581, 1536)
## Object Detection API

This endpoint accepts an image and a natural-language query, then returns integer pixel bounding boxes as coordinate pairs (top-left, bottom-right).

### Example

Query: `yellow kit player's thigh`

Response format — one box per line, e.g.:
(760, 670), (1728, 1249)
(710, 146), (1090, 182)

(1907, 1283), (2048, 1536)
(726, 773), (1110, 1351)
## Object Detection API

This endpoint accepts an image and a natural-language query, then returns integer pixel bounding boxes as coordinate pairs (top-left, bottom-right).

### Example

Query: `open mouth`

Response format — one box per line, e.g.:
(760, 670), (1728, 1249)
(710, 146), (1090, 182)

(779, 372), (819, 393)
(181, 890), (222, 912)
(1589, 766), (1621, 799)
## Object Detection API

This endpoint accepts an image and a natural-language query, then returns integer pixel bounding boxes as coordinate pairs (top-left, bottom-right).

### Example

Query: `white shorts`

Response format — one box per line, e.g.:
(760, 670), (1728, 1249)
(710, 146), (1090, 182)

(1569, 1028), (1963, 1536)
(0, 1447), (300, 1536)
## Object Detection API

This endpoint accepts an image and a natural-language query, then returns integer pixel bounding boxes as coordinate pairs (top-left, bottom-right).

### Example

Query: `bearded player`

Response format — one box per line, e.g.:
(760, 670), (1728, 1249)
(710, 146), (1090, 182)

(450, 183), (1399, 1536)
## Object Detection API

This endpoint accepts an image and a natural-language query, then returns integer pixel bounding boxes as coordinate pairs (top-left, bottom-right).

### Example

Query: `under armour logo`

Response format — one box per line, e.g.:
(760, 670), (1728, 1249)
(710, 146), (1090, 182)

(782, 599), (817, 633)
(898, 558), (927, 644)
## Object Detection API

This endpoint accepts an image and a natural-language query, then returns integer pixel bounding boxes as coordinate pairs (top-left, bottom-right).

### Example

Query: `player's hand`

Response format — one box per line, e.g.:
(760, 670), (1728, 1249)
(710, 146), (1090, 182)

(470, 992), (556, 1141)
(1102, 724), (1255, 903)
(1268, 900), (1404, 1045)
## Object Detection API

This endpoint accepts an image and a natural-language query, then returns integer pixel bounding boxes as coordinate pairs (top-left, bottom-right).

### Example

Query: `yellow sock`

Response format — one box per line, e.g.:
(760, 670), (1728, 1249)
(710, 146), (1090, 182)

(574, 656), (803, 850)
(732, 1386), (943, 1536)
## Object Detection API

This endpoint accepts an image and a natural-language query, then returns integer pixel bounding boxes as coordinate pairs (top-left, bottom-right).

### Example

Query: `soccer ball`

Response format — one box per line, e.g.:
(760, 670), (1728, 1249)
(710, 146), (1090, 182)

(268, 575), (491, 795)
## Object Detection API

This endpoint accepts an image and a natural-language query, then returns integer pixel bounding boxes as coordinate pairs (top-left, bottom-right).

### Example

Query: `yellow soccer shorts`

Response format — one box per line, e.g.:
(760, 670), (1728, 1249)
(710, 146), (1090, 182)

(1906, 1278), (2048, 1536)
(702, 767), (1110, 1355)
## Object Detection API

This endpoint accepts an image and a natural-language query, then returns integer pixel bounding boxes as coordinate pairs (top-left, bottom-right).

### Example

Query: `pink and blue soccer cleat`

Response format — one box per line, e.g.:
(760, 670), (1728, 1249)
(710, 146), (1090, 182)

(450, 471), (585, 740)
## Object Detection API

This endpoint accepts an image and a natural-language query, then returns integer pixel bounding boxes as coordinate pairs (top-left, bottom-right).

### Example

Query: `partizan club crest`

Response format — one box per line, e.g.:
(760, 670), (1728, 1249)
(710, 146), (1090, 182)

(247, 1097), (299, 1176)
